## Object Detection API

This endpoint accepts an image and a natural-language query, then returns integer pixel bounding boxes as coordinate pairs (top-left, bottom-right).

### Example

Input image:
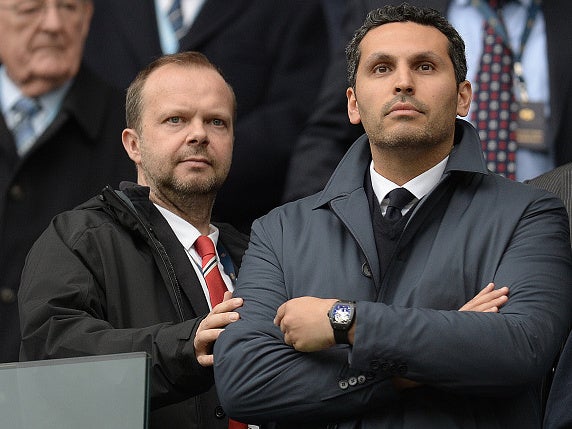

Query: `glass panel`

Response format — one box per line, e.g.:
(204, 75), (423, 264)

(0, 352), (149, 429)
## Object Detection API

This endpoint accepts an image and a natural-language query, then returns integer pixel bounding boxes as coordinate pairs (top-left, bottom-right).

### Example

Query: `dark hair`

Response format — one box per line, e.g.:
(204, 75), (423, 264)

(345, 3), (467, 88)
(125, 51), (237, 132)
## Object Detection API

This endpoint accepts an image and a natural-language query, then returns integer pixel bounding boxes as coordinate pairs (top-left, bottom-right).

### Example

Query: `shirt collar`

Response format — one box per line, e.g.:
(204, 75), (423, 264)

(369, 155), (449, 206)
(0, 65), (72, 128)
(153, 203), (219, 251)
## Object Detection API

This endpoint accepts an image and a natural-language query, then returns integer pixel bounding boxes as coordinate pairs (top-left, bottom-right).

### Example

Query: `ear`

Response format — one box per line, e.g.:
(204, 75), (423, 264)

(456, 80), (472, 117)
(122, 128), (142, 165)
(80, 0), (95, 39)
(347, 87), (362, 125)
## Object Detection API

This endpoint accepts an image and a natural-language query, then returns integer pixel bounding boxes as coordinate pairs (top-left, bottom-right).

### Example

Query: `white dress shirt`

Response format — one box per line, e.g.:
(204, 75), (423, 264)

(154, 204), (233, 310)
(0, 66), (71, 155)
(155, 0), (206, 54)
(370, 156), (448, 217)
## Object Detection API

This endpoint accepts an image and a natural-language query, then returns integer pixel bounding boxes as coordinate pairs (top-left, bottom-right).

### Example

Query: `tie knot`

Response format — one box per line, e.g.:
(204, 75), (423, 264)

(11, 97), (41, 122)
(194, 235), (216, 259)
(386, 188), (415, 211)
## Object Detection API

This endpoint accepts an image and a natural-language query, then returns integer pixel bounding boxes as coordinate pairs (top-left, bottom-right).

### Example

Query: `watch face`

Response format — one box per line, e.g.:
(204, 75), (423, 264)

(333, 304), (352, 324)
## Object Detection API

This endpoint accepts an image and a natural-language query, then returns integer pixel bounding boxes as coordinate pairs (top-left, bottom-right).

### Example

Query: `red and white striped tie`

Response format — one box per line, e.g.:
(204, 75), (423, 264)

(194, 236), (248, 429)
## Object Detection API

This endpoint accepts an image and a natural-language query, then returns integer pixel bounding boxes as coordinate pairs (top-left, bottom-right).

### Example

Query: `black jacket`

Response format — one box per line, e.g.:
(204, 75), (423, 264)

(19, 183), (249, 429)
(0, 65), (134, 364)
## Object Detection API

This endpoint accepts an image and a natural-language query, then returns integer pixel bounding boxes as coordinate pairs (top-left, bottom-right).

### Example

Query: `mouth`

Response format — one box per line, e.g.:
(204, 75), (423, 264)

(386, 102), (422, 116)
(180, 156), (211, 168)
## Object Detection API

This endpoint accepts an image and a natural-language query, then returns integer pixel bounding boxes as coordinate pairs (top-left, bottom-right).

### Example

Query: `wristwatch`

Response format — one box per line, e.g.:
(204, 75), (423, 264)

(328, 300), (356, 344)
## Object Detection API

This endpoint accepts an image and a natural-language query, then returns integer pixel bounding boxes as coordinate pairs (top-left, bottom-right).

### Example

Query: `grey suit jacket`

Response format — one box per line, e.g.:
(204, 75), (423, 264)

(526, 163), (572, 429)
(215, 120), (572, 428)
(527, 162), (572, 240)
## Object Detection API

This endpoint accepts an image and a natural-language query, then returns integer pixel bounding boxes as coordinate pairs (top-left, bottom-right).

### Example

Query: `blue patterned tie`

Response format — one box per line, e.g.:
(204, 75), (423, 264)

(168, 0), (186, 40)
(11, 97), (41, 154)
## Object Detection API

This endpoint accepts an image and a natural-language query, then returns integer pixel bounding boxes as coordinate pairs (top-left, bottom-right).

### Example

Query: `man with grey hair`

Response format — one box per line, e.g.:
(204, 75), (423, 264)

(0, 0), (133, 363)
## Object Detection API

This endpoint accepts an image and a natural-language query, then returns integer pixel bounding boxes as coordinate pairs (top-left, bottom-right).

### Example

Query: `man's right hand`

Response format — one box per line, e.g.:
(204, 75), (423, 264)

(459, 282), (509, 312)
(194, 291), (243, 367)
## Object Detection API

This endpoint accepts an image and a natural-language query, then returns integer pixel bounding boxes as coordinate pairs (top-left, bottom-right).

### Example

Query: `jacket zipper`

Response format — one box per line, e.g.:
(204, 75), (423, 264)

(104, 188), (186, 322)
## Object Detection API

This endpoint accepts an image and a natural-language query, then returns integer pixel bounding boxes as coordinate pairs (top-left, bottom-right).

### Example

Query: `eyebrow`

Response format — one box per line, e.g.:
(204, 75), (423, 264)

(363, 50), (446, 67)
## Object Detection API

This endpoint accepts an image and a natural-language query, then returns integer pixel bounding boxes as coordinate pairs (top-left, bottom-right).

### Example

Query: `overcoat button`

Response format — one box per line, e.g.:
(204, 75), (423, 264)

(361, 262), (372, 278)
(0, 288), (16, 304)
(9, 184), (25, 201)
(214, 405), (226, 419)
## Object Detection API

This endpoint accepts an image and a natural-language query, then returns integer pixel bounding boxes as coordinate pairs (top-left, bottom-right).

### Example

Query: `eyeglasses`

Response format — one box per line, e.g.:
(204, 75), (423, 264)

(0, 0), (84, 20)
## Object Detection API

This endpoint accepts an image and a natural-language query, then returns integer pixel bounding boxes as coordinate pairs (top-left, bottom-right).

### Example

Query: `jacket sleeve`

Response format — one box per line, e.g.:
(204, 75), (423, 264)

(18, 214), (213, 409)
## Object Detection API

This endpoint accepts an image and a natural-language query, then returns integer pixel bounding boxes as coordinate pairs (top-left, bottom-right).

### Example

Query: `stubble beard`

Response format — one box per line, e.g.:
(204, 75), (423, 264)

(140, 150), (228, 210)
(368, 116), (454, 153)
(149, 163), (226, 209)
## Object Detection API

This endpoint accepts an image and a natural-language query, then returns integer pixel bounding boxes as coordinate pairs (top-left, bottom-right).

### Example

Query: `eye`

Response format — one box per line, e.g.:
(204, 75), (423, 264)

(166, 116), (182, 124)
(16, 0), (43, 15)
(418, 63), (434, 72)
(374, 64), (390, 74)
(59, 0), (80, 13)
(211, 118), (226, 127)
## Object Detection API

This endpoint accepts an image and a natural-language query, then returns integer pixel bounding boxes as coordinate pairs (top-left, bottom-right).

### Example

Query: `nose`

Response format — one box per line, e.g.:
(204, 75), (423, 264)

(40, 3), (65, 31)
(185, 119), (208, 144)
(393, 67), (415, 96)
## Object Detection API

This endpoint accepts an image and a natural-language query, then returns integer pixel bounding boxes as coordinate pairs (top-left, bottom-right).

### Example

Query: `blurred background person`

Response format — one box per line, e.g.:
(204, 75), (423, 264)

(0, 0), (134, 363)
(82, 0), (330, 232)
(284, 0), (572, 201)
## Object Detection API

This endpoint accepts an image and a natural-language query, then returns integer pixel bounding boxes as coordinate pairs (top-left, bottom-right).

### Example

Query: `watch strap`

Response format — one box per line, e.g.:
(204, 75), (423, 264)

(333, 327), (350, 344)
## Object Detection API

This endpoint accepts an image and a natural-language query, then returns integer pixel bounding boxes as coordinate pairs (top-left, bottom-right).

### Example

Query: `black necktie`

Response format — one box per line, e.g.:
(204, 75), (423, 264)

(384, 188), (415, 222)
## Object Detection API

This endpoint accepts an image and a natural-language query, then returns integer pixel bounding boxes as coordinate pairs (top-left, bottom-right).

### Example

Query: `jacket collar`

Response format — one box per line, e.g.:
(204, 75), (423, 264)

(315, 119), (488, 208)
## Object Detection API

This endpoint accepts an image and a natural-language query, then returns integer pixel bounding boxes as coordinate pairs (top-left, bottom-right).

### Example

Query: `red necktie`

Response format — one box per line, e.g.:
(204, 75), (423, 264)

(193, 236), (248, 429)
(194, 235), (228, 307)
(470, 0), (517, 180)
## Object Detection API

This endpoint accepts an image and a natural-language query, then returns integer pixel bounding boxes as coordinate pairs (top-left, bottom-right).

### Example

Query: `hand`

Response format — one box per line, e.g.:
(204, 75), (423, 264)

(194, 291), (243, 367)
(459, 282), (509, 312)
(274, 296), (339, 352)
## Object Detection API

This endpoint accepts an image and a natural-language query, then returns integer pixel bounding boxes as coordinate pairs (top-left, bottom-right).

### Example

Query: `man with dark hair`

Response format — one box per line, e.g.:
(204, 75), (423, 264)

(19, 51), (249, 429)
(284, 0), (572, 201)
(214, 5), (572, 428)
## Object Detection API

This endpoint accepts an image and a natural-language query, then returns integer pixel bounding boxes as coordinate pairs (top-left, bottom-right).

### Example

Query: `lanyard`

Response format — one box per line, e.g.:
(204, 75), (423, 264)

(471, 0), (542, 101)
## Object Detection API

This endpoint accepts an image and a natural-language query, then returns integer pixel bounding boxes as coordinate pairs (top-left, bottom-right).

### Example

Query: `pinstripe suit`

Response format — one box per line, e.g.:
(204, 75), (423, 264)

(527, 164), (572, 429)
(527, 163), (572, 241)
